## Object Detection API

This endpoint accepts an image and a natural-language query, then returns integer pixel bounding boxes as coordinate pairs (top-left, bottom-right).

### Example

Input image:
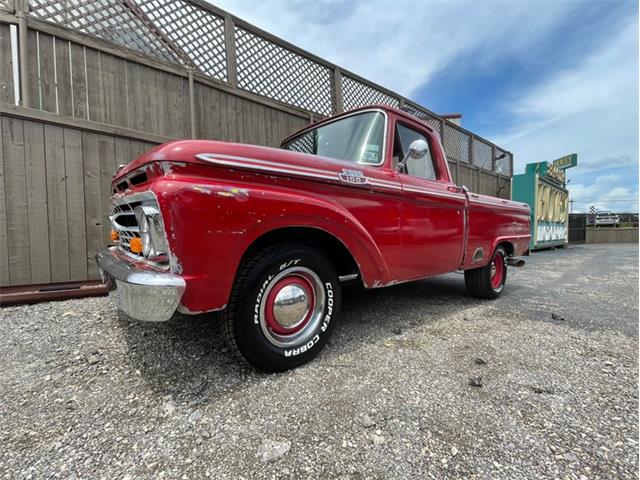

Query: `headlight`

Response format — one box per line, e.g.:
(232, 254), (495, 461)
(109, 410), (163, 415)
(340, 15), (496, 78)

(134, 205), (168, 258)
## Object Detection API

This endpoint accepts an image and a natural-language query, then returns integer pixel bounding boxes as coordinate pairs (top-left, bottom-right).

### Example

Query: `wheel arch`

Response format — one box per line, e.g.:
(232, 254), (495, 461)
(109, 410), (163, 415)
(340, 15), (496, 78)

(238, 226), (363, 282)
(495, 240), (514, 256)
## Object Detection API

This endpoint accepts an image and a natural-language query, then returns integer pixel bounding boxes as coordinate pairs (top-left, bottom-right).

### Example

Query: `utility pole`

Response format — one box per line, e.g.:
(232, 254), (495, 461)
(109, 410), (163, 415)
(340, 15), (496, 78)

(569, 200), (574, 214)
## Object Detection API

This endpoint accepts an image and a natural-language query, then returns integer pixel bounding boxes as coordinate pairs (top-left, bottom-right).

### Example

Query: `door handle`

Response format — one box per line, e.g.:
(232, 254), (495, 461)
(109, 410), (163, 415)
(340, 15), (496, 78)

(447, 186), (463, 193)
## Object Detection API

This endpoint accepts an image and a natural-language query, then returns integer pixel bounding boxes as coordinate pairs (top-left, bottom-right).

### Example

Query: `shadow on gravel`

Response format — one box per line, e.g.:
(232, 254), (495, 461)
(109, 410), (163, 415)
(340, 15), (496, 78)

(115, 272), (524, 401)
(118, 312), (263, 403)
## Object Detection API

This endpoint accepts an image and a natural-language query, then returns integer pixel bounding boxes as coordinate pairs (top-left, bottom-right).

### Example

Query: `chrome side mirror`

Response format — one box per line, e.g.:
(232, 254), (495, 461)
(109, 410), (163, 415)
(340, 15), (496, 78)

(397, 139), (429, 172)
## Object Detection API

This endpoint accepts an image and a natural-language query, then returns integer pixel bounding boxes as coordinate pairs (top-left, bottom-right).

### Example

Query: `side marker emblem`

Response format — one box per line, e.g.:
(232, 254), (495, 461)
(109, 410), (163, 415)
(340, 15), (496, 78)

(338, 169), (368, 185)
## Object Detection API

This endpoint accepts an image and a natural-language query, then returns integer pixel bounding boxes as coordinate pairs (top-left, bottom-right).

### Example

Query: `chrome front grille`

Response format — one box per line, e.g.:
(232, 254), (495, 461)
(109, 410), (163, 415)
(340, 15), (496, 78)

(110, 201), (142, 255)
(110, 192), (170, 270)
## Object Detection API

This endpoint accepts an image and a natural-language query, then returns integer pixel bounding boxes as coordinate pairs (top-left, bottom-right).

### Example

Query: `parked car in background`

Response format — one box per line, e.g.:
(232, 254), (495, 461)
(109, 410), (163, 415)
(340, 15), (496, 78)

(594, 211), (621, 227)
(97, 105), (531, 371)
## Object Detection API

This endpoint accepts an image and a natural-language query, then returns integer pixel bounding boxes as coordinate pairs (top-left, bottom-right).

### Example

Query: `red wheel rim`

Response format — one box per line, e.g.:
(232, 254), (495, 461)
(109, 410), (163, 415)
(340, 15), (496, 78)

(490, 251), (505, 290)
(264, 275), (316, 335)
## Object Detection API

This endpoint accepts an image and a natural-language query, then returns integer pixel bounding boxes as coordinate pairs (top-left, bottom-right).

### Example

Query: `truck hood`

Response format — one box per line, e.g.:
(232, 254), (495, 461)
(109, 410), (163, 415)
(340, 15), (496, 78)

(114, 140), (359, 182)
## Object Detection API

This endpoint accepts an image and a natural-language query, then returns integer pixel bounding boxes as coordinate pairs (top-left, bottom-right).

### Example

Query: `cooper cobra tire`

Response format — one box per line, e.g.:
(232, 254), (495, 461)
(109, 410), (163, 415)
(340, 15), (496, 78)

(221, 243), (341, 372)
(464, 246), (507, 300)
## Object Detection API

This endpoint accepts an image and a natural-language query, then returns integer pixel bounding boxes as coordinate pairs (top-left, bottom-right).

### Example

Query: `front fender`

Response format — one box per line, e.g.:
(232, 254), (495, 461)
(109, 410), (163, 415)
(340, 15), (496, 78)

(243, 192), (392, 287)
(152, 177), (392, 313)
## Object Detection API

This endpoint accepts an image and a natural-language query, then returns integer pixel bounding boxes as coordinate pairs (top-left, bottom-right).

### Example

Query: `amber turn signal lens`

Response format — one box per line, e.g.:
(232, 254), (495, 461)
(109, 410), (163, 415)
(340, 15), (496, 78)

(130, 237), (143, 253)
(110, 230), (119, 242)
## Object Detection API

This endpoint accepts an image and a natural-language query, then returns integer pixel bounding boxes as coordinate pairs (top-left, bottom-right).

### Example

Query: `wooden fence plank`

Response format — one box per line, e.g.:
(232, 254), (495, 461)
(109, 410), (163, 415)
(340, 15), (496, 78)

(38, 32), (57, 113)
(55, 37), (73, 117)
(124, 61), (140, 131)
(27, 29), (40, 109)
(82, 131), (102, 279)
(70, 43), (88, 119)
(128, 140), (147, 160)
(0, 23), (15, 104)
(100, 54), (127, 127)
(0, 116), (9, 285)
(64, 128), (87, 280)
(98, 134), (115, 248)
(85, 48), (104, 123)
(114, 137), (130, 165)
(2, 116), (30, 284)
(44, 123), (70, 281)
(24, 120), (50, 283)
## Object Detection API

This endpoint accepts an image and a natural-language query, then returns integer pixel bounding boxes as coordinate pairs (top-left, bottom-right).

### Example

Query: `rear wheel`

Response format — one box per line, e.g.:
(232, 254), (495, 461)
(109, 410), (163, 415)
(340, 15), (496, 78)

(221, 244), (340, 371)
(464, 247), (507, 299)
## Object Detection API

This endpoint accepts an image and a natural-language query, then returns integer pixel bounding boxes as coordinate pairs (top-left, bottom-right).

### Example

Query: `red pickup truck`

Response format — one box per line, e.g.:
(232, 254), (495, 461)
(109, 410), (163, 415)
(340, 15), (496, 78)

(97, 105), (530, 371)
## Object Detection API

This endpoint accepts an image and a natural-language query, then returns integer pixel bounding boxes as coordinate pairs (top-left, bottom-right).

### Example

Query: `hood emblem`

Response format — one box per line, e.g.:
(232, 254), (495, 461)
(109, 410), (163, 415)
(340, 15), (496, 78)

(338, 169), (368, 185)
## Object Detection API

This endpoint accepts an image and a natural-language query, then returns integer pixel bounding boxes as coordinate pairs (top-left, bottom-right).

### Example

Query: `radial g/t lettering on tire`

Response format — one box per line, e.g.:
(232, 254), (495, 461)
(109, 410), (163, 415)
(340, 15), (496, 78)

(221, 244), (341, 372)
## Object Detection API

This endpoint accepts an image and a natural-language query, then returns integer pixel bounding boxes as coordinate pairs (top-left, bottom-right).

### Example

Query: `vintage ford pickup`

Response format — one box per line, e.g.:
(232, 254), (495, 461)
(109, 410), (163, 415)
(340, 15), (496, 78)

(97, 105), (530, 371)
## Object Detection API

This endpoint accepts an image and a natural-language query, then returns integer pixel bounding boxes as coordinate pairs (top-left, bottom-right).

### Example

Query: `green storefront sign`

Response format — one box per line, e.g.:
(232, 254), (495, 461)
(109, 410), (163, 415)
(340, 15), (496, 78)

(552, 153), (578, 171)
(512, 154), (578, 250)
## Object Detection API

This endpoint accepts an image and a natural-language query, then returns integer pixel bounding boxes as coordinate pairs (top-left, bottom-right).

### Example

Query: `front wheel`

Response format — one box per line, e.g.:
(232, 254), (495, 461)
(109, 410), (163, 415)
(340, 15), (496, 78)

(221, 244), (341, 372)
(464, 247), (507, 299)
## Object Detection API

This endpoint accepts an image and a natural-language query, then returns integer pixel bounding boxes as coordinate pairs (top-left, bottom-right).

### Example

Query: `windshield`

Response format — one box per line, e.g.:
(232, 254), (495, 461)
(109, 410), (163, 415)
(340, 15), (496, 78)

(282, 111), (385, 165)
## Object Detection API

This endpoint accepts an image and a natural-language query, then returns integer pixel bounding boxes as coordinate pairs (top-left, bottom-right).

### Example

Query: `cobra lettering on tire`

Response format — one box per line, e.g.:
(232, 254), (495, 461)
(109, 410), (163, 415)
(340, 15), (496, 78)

(221, 243), (341, 372)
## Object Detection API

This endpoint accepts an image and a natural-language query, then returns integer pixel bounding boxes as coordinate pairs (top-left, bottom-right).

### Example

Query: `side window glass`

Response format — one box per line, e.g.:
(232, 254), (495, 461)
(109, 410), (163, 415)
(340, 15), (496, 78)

(394, 124), (437, 180)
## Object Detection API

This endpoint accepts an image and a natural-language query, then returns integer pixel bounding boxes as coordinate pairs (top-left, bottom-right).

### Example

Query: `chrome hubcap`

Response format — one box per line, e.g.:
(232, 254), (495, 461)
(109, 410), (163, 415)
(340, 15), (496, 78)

(273, 284), (310, 329)
(259, 267), (325, 348)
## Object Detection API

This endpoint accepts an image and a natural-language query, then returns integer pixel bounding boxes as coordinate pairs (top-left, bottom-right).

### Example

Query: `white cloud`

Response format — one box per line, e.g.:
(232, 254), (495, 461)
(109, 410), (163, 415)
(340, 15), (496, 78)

(212, 0), (579, 96)
(494, 19), (638, 213)
(569, 175), (639, 214)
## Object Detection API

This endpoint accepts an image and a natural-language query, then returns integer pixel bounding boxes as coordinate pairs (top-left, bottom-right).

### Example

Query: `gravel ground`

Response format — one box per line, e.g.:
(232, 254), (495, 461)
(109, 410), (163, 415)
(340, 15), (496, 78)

(1, 243), (638, 479)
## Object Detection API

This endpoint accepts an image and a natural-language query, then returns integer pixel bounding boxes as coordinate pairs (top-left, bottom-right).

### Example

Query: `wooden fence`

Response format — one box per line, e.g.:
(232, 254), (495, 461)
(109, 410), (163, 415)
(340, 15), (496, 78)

(0, 0), (513, 286)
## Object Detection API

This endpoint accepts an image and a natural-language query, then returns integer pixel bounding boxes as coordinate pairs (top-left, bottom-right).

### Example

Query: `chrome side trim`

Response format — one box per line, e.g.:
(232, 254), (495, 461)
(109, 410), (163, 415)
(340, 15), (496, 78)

(197, 154), (337, 182)
(197, 153), (405, 193)
(402, 185), (465, 200)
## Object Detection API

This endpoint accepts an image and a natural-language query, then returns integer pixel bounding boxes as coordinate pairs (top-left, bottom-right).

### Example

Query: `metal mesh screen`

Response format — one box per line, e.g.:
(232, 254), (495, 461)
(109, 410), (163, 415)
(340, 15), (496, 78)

(136, 0), (227, 81)
(234, 26), (333, 115)
(402, 103), (442, 133)
(443, 123), (470, 163)
(473, 137), (493, 170)
(342, 75), (399, 110)
(283, 130), (315, 153)
(28, 0), (181, 64)
(0, 0), (13, 12)
(496, 149), (512, 176)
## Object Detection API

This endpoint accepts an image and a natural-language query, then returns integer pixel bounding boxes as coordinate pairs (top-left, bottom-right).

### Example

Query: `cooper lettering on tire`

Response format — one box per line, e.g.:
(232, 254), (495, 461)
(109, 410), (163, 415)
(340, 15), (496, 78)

(221, 244), (341, 371)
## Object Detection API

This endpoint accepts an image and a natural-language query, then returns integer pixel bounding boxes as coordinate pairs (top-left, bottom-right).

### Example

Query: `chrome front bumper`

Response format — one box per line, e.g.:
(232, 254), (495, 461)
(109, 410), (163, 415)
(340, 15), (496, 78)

(96, 247), (185, 322)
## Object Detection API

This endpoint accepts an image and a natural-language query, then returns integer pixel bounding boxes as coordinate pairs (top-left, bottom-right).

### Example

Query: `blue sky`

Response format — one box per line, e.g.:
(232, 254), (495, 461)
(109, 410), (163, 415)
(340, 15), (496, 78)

(215, 0), (639, 212)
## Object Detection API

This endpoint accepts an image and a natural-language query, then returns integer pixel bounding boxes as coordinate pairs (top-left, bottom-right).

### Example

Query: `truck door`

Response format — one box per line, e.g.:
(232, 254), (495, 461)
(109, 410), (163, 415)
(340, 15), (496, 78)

(394, 121), (466, 278)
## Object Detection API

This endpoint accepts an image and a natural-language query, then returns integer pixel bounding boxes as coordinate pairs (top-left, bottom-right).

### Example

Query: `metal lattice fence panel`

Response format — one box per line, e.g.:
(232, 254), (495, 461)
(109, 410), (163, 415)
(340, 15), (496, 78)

(234, 26), (333, 115)
(443, 123), (470, 163)
(496, 149), (513, 176)
(402, 103), (442, 134)
(473, 137), (493, 170)
(136, 0), (227, 81)
(341, 75), (399, 111)
(282, 130), (315, 153)
(28, 0), (181, 64)
(0, 0), (13, 12)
